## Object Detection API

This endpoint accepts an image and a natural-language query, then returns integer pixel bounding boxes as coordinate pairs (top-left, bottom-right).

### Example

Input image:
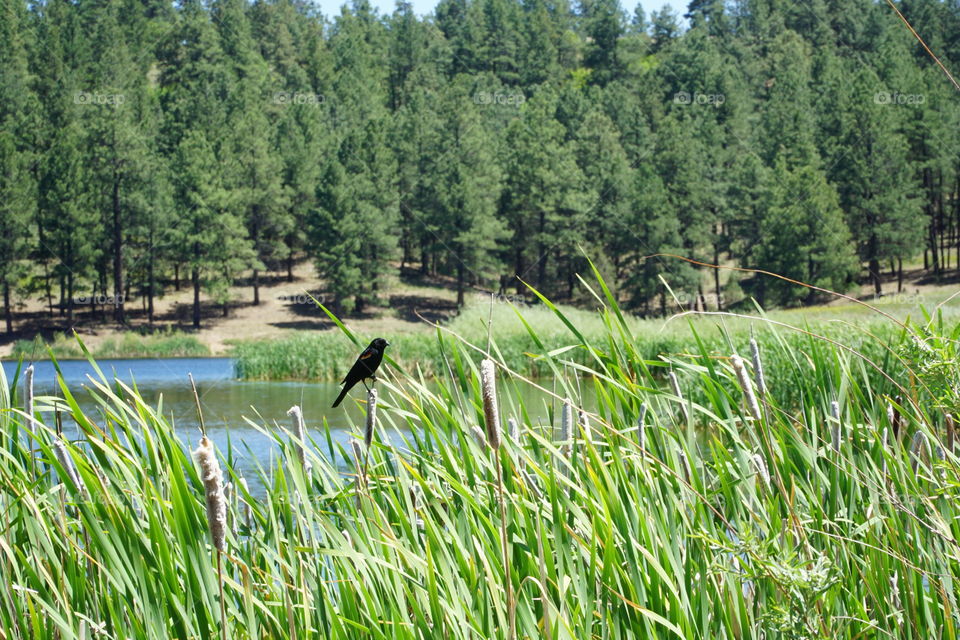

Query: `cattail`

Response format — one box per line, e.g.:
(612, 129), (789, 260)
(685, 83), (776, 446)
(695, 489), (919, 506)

(910, 431), (929, 473)
(752, 453), (770, 489)
(892, 396), (903, 439)
(286, 405), (312, 476)
(560, 400), (574, 457)
(193, 436), (226, 551)
(638, 402), (649, 451)
(830, 401), (842, 453)
(23, 364), (35, 432)
(731, 354), (762, 422)
(470, 425), (487, 448)
(350, 438), (365, 487)
(578, 409), (592, 442)
(238, 476), (251, 530)
(364, 388), (378, 449)
(669, 371), (689, 423)
(480, 359), (501, 449)
(946, 414), (955, 454)
(749, 338), (766, 397)
(507, 417), (519, 442)
(53, 436), (86, 496)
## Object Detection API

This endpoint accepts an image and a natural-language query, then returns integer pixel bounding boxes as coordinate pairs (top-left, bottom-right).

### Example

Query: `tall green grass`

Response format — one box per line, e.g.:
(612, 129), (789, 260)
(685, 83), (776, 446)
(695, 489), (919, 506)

(231, 298), (907, 383)
(1, 275), (958, 639)
(10, 330), (210, 360)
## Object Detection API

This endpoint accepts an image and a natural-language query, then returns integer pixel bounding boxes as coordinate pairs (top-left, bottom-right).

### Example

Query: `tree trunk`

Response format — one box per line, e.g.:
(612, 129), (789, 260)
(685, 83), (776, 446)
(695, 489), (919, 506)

(457, 263), (465, 306)
(192, 269), (201, 329)
(287, 255), (294, 283)
(174, 264), (180, 291)
(713, 243), (722, 310)
(147, 251), (155, 326)
(253, 269), (260, 306)
(112, 172), (125, 323)
(897, 258), (903, 293)
(67, 272), (75, 326)
(3, 283), (12, 335)
(537, 210), (547, 291)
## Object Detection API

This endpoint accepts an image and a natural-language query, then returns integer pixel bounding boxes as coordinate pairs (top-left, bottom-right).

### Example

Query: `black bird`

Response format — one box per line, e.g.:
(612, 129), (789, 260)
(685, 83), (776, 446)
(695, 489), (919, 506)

(332, 338), (390, 408)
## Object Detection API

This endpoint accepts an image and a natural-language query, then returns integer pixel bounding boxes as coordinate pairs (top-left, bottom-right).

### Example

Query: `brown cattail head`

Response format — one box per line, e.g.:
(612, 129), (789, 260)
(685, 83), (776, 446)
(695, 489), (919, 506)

(749, 338), (767, 397)
(23, 364), (35, 432)
(365, 388), (378, 449)
(480, 359), (501, 449)
(731, 354), (762, 422)
(286, 405), (312, 476)
(193, 436), (226, 551)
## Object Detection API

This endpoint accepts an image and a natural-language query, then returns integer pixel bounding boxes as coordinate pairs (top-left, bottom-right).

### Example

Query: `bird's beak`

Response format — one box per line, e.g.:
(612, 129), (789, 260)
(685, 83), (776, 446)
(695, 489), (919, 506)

(385, 341), (391, 346)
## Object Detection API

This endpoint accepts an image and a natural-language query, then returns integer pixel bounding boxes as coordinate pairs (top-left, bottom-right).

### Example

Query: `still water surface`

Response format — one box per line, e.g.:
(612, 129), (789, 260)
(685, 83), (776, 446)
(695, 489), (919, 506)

(2, 358), (574, 482)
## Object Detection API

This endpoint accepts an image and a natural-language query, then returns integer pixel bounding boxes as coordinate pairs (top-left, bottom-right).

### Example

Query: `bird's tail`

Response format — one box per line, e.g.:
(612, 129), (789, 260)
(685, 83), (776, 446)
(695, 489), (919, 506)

(332, 384), (350, 408)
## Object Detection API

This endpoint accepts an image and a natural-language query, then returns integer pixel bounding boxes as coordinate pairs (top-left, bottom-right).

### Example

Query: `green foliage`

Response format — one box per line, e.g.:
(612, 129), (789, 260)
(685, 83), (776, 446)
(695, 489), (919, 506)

(3, 280), (960, 638)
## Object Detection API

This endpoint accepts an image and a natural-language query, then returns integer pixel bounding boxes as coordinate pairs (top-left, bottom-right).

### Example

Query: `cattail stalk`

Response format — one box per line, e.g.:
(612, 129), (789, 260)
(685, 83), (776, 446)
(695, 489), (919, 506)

(638, 402), (649, 452)
(731, 354), (762, 422)
(481, 357), (513, 640)
(749, 338), (766, 397)
(560, 400), (574, 457)
(23, 364), (35, 432)
(194, 436), (226, 552)
(752, 453), (770, 490)
(480, 359), (501, 449)
(364, 388), (378, 449)
(53, 436), (86, 496)
(351, 438), (366, 491)
(286, 405), (312, 476)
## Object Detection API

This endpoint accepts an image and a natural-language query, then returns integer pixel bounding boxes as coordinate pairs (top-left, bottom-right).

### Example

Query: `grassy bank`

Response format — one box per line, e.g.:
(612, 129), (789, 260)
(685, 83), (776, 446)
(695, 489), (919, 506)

(1, 273), (958, 639)
(232, 295), (908, 387)
(10, 330), (210, 360)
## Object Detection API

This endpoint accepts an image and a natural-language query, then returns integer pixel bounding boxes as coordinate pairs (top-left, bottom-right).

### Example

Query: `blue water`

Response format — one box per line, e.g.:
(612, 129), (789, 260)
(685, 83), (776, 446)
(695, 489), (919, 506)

(2, 357), (390, 484)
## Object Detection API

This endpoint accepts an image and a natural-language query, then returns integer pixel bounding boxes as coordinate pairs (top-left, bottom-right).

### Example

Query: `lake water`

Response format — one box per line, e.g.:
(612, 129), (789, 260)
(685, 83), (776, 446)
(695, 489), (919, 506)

(2, 358), (575, 483)
(1, 358), (400, 481)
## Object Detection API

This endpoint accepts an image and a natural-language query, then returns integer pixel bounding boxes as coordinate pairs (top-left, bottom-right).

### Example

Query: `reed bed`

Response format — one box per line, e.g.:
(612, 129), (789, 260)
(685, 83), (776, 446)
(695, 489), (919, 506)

(1, 276), (958, 640)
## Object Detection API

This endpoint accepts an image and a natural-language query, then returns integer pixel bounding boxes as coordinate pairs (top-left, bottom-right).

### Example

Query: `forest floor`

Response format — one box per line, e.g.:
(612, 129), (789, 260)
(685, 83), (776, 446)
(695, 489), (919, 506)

(2, 259), (959, 359)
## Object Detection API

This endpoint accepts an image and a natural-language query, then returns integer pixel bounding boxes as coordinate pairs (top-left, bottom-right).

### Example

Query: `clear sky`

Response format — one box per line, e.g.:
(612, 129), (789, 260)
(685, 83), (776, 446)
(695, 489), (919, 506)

(309, 0), (688, 24)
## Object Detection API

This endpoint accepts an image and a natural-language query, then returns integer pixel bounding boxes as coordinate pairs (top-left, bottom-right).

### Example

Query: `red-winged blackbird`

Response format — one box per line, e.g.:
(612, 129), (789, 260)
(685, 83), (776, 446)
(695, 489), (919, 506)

(332, 338), (390, 408)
